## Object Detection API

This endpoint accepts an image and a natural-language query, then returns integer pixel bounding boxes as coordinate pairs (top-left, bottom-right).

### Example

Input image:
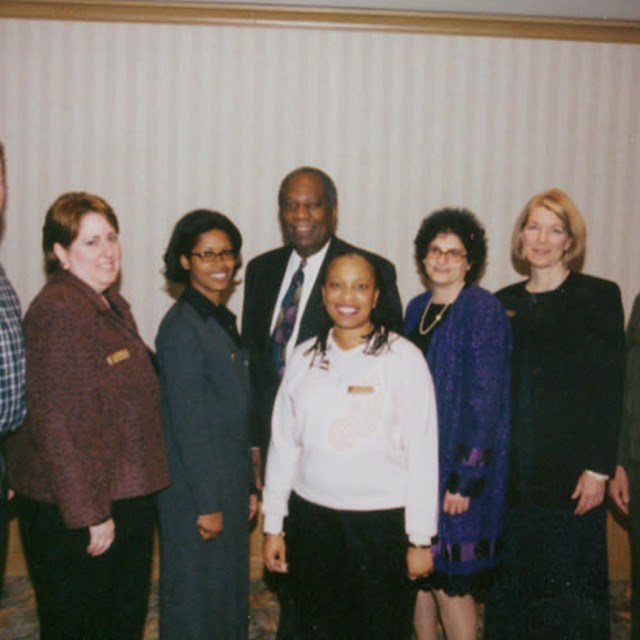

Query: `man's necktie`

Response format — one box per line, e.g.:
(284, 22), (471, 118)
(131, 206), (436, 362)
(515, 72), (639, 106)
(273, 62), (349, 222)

(271, 259), (306, 378)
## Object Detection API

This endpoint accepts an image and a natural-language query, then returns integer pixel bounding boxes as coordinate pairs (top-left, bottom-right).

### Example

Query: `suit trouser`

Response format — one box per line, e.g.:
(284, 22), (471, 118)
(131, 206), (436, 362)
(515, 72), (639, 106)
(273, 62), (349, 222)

(17, 494), (155, 640)
(630, 461), (640, 640)
(0, 479), (8, 594)
(0, 447), (9, 593)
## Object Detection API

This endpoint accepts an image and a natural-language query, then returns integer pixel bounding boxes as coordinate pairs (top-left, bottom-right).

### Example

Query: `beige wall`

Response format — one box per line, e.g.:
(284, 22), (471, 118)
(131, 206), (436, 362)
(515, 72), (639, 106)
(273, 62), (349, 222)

(1, 14), (638, 579)
(1, 17), (639, 340)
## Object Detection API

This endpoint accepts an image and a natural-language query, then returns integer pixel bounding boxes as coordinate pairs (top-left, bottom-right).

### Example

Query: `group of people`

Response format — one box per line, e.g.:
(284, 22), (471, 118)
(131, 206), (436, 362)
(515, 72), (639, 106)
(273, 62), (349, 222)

(0, 146), (636, 640)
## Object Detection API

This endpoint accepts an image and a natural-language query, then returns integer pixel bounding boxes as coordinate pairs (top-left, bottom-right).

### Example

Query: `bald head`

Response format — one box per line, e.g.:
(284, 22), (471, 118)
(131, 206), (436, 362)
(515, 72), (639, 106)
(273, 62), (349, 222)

(278, 167), (338, 258)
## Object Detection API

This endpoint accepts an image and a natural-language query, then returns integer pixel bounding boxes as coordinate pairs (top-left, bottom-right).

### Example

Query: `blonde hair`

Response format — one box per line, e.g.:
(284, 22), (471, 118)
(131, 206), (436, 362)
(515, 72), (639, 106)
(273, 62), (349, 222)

(511, 188), (586, 275)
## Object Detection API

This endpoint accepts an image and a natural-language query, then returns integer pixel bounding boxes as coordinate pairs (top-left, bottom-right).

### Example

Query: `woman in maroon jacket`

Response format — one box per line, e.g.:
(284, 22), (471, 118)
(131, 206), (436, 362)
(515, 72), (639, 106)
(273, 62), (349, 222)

(7, 192), (169, 640)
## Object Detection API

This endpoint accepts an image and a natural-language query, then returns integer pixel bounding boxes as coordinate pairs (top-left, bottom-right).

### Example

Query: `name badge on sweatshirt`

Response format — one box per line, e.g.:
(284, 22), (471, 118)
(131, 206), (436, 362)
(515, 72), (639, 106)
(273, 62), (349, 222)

(348, 385), (374, 394)
(106, 349), (130, 366)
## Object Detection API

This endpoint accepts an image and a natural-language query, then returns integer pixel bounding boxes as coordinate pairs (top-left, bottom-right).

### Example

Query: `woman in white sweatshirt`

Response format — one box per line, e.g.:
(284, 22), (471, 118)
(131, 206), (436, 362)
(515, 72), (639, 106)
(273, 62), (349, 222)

(262, 252), (439, 640)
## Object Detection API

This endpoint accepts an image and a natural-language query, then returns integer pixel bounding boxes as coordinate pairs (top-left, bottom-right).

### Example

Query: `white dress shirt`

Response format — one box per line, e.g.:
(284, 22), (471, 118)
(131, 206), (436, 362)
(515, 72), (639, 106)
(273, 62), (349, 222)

(269, 242), (331, 361)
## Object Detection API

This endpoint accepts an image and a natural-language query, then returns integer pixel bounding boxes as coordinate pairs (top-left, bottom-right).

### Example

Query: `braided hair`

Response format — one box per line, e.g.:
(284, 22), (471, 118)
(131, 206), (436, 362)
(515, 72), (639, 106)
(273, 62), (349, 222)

(305, 251), (392, 368)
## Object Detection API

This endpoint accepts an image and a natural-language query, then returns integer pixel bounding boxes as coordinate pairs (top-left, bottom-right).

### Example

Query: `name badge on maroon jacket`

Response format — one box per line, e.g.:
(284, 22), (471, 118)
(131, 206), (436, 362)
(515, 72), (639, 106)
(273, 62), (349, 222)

(106, 349), (131, 366)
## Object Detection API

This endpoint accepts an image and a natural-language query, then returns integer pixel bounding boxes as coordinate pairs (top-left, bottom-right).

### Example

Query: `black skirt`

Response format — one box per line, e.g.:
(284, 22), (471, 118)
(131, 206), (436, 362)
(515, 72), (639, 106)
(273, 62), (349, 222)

(484, 499), (609, 640)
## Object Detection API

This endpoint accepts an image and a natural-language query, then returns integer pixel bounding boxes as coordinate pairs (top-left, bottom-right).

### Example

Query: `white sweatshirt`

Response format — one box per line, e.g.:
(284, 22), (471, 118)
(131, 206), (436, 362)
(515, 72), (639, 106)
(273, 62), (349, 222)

(262, 331), (439, 545)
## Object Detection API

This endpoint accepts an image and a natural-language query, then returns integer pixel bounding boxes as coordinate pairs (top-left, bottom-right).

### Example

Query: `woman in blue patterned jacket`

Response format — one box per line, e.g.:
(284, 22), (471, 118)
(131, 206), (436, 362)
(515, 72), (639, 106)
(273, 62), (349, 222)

(405, 208), (511, 640)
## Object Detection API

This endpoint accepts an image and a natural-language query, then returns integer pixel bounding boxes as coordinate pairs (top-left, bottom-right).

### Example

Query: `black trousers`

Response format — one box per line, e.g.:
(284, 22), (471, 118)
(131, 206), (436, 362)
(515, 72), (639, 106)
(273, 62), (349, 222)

(0, 476), (8, 595)
(17, 494), (155, 640)
(0, 446), (10, 594)
(281, 493), (413, 640)
(630, 461), (640, 640)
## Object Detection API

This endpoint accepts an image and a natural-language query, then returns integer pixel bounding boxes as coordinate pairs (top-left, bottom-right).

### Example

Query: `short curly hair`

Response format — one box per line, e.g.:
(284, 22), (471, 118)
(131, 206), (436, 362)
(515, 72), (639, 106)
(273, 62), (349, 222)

(163, 209), (243, 284)
(414, 208), (487, 284)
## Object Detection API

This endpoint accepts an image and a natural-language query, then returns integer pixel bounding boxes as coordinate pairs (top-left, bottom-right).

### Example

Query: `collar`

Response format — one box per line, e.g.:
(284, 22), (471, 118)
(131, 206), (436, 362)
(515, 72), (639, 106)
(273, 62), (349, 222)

(51, 270), (130, 316)
(182, 286), (241, 346)
(183, 286), (225, 320)
(289, 237), (332, 272)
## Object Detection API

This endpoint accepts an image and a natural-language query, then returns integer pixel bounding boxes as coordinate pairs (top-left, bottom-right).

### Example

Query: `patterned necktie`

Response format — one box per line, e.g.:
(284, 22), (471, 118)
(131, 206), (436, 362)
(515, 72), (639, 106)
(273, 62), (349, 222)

(271, 259), (306, 378)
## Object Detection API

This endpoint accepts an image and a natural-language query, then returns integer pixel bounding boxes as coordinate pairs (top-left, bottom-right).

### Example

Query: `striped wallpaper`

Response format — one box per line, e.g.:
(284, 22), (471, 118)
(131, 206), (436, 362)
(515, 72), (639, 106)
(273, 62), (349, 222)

(1, 17), (639, 345)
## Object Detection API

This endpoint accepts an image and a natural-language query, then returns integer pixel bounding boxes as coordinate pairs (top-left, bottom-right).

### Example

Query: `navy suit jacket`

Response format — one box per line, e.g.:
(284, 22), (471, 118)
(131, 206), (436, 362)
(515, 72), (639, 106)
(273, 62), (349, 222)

(241, 235), (403, 456)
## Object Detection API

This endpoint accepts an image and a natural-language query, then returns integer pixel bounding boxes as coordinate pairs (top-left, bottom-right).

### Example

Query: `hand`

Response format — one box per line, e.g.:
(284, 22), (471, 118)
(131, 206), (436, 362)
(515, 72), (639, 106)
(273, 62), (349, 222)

(251, 448), (263, 492)
(7, 489), (14, 501)
(407, 546), (433, 580)
(442, 491), (470, 515)
(249, 493), (258, 521)
(197, 512), (224, 541)
(87, 518), (115, 557)
(572, 471), (605, 515)
(609, 465), (630, 516)
(263, 533), (288, 573)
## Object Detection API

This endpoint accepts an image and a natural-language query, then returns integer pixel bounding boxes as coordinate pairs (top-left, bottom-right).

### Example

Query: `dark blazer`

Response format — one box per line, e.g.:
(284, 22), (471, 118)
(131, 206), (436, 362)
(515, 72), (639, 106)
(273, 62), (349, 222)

(242, 235), (403, 456)
(496, 271), (625, 508)
(155, 291), (251, 638)
(618, 292), (640, 468)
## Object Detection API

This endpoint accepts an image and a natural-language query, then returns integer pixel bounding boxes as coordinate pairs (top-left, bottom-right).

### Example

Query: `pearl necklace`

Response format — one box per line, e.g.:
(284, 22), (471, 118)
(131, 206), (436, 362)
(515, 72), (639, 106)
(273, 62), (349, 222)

(418, 300), (451, 336)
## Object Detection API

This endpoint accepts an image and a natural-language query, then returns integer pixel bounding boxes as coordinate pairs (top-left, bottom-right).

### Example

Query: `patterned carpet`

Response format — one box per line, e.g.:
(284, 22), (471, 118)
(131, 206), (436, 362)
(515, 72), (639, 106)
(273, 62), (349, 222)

(0, 577), (631, 639)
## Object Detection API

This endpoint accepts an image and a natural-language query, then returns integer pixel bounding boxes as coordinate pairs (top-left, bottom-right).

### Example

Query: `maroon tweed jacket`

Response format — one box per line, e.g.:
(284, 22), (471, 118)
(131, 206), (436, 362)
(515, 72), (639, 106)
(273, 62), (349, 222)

(6, 271), (169, 529)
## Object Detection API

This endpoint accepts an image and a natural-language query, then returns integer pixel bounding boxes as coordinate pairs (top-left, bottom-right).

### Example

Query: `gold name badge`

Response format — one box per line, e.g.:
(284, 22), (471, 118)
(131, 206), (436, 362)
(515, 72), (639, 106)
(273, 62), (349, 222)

(348, 385), (374, 394)
(106, 349), (130, 366)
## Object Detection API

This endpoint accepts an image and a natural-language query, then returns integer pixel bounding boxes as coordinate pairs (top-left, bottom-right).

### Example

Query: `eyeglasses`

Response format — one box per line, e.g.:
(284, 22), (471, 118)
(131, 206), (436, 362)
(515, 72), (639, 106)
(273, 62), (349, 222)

(191, 250), (236, 263)
(426, 246), (468, 263)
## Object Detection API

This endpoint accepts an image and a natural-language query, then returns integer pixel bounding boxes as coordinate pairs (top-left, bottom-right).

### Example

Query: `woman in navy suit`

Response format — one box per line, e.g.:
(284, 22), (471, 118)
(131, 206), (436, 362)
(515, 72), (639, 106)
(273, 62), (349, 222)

(156, 210), (256, 640)
(484, 189), (625, 639)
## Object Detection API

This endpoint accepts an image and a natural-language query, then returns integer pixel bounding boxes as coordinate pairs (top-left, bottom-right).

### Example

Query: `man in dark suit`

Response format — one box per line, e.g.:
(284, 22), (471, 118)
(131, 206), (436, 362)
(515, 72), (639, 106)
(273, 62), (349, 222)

(242, 166), (403, 487)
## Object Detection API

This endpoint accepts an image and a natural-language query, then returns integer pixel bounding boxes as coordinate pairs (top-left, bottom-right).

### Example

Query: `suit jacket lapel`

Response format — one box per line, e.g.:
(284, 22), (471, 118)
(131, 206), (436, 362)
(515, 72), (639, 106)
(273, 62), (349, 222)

(260, 247), (292, 341)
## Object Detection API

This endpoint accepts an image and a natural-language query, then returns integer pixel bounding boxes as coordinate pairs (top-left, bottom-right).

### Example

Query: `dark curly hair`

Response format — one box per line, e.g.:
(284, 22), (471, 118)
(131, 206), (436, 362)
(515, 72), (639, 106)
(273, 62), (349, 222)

(414, 207), (487, 284)
(163, 209), (242, 284)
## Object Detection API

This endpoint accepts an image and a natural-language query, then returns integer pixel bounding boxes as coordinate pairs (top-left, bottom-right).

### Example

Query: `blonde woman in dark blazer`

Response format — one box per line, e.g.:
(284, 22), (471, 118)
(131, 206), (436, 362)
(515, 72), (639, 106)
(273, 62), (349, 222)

(485, 189), (625, 639)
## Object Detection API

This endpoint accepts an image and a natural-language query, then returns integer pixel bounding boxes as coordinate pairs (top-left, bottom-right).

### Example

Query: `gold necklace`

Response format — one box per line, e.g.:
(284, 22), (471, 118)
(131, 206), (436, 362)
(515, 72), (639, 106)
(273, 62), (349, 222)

(418, 299), (450, 336)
